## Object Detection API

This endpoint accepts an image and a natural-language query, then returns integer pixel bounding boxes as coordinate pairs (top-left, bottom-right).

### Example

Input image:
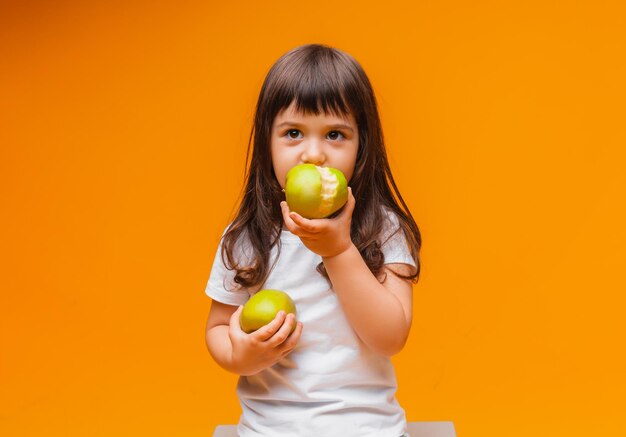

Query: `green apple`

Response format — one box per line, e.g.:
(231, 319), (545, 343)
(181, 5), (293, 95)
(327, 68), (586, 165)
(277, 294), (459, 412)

(240, 289), (297, 334)
(284, 164), (348, 219)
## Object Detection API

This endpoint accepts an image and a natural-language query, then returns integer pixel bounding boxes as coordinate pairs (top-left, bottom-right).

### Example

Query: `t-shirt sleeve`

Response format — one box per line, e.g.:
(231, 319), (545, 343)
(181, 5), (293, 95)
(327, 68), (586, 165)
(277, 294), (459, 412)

(204, 224), (250, 306)
(380, 209), (418, 275)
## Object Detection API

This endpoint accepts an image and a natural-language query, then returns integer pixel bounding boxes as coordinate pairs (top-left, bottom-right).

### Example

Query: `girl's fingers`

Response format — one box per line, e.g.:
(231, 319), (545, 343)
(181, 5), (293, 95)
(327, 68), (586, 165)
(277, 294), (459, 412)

(280, 202), (317, 238)
(337, 187), (356, 219)
(279, 320), (303, 355)
(252, 310), (287, 342)
(267, 313), (297, 347)
(348, 186), (356, 210)
(288, 211), (319, 234)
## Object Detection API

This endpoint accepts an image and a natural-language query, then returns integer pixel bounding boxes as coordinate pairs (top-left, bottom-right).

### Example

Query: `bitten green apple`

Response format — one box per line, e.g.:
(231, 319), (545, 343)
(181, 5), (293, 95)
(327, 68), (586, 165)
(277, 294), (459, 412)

(284, 164), (348, 219)
(240, 289), (297, 334)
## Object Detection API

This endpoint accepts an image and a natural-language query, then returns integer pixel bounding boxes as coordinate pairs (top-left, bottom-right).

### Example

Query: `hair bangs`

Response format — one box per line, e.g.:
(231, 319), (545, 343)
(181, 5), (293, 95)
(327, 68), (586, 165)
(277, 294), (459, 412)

(272, 55), (356, 120)
(289, 81), (351, 119)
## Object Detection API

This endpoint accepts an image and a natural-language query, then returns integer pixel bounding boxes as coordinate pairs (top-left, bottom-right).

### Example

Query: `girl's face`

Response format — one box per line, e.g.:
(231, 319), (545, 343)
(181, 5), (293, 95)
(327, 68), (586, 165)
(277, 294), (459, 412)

(270, 101), (359, 189)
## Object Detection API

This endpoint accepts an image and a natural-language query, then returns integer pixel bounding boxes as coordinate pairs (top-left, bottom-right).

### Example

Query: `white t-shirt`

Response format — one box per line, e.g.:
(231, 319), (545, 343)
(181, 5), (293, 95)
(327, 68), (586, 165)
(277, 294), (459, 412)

(205, 208), (417, 437)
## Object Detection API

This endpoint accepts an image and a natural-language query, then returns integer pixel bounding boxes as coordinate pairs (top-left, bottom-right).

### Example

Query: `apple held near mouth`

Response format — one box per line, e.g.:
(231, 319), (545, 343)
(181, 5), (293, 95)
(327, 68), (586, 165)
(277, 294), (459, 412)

(240, 289), (297, 334)
(284, 164), (348, 219)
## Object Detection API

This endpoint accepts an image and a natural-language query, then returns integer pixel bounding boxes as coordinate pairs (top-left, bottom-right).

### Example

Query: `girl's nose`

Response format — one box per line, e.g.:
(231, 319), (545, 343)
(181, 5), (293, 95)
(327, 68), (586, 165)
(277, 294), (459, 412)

(301, 139), (326, 166)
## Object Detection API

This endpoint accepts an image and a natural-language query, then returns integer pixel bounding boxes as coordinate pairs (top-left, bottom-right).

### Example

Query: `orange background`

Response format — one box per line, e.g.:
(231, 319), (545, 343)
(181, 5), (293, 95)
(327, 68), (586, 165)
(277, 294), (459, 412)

(2, 1), (625, 436)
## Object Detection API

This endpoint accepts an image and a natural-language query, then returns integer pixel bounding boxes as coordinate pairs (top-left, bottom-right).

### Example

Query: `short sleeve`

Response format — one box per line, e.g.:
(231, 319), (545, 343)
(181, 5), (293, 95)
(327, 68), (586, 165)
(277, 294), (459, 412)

(380, 209), (418, 275)
(204, 224), (251, 306)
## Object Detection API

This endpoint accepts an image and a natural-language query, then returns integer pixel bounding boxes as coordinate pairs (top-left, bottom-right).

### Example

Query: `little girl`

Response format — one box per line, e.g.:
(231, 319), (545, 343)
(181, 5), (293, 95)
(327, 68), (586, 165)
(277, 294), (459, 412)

(205, 43), (422, 437)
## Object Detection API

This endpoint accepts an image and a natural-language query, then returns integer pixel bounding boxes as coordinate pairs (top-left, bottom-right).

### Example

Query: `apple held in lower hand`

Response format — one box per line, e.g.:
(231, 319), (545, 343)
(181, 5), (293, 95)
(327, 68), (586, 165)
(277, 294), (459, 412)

(240, 289), (297, 334)
(284, 164), (348, 219)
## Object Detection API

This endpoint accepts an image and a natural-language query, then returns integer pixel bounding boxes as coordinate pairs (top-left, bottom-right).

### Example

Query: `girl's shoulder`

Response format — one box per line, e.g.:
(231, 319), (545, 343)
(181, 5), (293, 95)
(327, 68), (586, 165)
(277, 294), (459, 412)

(380, 205), (402, 230)
(376, 206), (402, 245)
(377, 206), (418, 269)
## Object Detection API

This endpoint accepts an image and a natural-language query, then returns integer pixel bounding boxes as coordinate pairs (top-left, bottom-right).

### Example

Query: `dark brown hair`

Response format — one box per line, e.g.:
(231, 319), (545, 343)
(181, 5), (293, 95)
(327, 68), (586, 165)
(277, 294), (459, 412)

(220, 43), (421, 292)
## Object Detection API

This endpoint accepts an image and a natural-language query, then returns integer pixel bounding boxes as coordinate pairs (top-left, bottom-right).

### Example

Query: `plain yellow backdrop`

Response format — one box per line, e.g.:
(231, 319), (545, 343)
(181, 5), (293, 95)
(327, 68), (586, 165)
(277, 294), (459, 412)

(1, 1), (625, 436)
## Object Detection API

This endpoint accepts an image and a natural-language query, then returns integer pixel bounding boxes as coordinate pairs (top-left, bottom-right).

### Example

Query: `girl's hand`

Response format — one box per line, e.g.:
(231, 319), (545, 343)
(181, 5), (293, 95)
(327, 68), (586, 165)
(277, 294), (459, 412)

(228, 305), (303, 376)
(280, 187), (356, 258)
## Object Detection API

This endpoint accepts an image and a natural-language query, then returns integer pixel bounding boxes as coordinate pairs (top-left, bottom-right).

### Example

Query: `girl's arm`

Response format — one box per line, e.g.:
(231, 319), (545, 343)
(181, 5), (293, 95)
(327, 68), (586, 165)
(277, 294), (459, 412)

(205, 301), (239, 373)
(280, 189), (413, 357)
(322, 247), (413, 357)
(205, 300), (303, 376)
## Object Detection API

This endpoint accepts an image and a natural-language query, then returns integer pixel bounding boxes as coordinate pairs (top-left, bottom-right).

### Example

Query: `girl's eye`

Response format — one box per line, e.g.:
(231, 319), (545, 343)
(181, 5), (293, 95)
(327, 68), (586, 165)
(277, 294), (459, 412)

(284, 129), (345, 140)
(328, 131), (344, 141)
(287, 129), (301, 139)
